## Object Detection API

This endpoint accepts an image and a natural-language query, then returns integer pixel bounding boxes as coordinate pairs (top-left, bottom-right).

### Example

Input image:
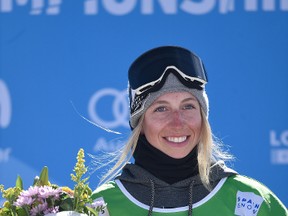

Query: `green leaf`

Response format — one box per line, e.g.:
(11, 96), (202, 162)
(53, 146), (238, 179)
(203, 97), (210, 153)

(38, 166), (49, 186)
(32, 176), (39, 186)
(16, 207), (30, 216)
(85, 206), (99, 216)
(59, 198), (74, 211)
(15, 175), (23, 190)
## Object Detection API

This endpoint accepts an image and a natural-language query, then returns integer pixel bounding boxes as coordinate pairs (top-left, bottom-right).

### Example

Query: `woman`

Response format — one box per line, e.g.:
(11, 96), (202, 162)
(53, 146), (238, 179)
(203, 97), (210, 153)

(91, 46), (287, 216)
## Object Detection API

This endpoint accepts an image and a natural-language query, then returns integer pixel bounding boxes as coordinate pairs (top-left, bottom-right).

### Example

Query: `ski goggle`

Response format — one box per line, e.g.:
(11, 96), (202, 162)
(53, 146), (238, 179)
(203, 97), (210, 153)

(128, 46), (208, 100)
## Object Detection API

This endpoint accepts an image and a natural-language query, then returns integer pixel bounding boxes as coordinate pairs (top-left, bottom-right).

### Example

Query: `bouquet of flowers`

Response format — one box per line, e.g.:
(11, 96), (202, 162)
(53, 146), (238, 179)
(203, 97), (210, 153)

(0, 149), (106, 216)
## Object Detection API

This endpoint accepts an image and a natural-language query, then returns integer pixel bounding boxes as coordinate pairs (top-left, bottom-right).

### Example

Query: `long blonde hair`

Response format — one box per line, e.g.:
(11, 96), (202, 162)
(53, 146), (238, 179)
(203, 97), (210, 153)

(198, 109), (234, 189)
(98, 115), (144, 186)
(98, 109), (232, 189)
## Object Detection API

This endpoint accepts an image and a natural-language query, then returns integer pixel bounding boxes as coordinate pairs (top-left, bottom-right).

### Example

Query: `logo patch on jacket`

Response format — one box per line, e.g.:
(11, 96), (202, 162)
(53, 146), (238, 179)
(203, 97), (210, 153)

(234, 191), (264, 216)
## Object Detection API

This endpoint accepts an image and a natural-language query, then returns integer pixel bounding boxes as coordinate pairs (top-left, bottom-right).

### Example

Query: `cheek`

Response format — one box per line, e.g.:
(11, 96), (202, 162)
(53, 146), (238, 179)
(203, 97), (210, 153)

(142, 123), (153, 145)
(186, 115), (202, 135)
(142, 117), (162, 140)
(192, 116), (202, 129)
(142, 118), (154, 135)
(193, 118), (203, 139)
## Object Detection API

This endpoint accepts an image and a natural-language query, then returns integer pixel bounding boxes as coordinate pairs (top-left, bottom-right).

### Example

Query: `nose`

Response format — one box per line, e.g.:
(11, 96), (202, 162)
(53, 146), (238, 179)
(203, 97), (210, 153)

(169, 111), (185, 128)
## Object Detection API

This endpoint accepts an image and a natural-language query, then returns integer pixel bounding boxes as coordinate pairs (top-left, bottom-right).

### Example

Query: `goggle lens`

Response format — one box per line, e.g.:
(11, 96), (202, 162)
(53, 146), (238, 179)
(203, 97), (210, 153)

(128, 46), (208, 98)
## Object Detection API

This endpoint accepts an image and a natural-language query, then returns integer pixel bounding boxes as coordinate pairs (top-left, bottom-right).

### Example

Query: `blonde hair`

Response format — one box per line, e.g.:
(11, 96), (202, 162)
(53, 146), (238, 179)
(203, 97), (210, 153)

(98, 109), (232, 189)
(98, 115), (144, 186)
(198, 109), (234, 189)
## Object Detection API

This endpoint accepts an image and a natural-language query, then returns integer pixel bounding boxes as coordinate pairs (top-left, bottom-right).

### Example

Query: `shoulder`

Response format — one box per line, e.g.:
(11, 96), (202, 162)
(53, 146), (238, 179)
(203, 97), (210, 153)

(224, 174), (287, 215)
(94, 181), (117, 192)
(227, 175), (270, 190)
(91, 181), (119, 200)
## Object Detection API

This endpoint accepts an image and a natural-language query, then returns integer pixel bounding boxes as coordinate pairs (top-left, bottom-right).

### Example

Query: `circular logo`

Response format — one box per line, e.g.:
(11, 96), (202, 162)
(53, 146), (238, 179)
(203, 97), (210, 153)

(88, 88), (129, 128)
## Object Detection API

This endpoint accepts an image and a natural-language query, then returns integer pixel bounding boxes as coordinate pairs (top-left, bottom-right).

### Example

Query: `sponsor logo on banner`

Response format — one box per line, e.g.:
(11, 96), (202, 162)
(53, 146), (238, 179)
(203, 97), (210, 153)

(89, 88), (128, 152)
(235, 191), (264, 216)
(88, 88), (129, 129)
(270, 130), (288, 164)
(1, 0), (288, 14)
(0, 79), (12, 129)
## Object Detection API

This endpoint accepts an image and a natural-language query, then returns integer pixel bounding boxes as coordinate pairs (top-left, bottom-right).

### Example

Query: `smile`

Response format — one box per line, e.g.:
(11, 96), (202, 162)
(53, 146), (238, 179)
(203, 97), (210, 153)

(166, 136), (188, 143)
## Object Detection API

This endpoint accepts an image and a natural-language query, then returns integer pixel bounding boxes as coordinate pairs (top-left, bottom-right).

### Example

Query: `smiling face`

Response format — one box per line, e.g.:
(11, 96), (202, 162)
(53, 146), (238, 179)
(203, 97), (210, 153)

(142, 92), (202, 159)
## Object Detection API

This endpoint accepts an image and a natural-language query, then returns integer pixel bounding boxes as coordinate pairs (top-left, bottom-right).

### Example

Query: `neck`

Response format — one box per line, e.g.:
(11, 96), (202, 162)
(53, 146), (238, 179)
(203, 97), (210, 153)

(133, 135), (199, 184)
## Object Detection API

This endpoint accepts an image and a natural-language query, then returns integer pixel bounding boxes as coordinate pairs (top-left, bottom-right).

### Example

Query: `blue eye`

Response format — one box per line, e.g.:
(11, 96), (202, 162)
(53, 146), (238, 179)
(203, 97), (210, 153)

(183, 104), (194, 110)
(155, 106), (167, 112)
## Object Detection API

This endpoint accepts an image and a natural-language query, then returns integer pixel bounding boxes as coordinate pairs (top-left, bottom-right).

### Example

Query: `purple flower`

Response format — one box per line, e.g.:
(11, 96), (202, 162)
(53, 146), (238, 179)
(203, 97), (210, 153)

(14, 195), (34, 206)
(38, 186), (52, 198)
(13, 185), (63, 213)
(87, 199), (106, 209)
(21, 186), (39, 197)
(30, 202), (48, 216)
(43, 206), (60, 214)
(38, 186), (62, 199)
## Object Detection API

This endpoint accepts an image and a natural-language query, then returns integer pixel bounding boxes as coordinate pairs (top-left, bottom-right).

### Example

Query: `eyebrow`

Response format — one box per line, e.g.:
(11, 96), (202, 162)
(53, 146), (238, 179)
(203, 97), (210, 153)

(153, 97), (197, 105)
(182, 97), (197, 103)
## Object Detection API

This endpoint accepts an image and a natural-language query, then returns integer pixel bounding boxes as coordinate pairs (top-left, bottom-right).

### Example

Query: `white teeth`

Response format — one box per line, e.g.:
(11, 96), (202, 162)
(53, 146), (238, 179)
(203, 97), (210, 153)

(166, 136), (187, 143)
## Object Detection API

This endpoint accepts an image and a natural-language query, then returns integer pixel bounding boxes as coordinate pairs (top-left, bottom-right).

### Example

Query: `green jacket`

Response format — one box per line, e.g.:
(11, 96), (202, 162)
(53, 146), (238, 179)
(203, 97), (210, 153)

(92, 174), (287, 216)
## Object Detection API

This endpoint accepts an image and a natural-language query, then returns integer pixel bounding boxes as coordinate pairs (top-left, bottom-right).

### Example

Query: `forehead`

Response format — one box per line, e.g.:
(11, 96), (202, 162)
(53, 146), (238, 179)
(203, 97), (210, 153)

(153, 91), (197, 103)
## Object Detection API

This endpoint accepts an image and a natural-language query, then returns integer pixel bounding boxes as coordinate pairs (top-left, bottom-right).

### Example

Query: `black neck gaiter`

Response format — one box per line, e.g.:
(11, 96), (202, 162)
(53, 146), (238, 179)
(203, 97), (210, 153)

(133, 135), (199, 184)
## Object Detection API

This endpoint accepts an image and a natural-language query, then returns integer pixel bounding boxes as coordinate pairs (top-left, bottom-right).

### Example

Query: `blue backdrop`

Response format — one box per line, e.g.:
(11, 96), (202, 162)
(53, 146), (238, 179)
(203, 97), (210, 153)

(1, 0), (287, 206)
